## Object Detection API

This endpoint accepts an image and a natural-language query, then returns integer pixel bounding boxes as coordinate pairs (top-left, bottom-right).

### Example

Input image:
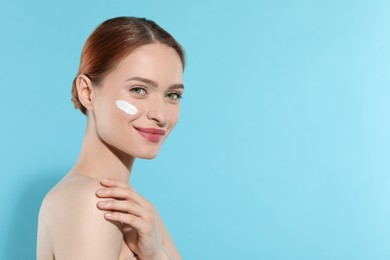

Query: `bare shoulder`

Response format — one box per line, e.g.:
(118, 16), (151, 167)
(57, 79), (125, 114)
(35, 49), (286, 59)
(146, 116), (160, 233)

(38, 175), (124, 260)
(39, 175), (103, 225)
(43, 175), (103, 208)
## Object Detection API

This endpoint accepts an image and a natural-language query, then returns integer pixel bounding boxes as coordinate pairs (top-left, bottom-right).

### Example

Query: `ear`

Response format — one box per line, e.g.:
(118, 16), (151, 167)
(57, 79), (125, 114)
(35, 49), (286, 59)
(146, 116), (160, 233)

(76, 75), (96, 113)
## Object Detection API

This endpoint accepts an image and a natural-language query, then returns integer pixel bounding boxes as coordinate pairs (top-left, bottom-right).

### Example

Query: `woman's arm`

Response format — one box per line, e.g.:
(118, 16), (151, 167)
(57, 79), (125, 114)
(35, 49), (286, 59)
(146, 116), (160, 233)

(96, 178), (181, 260)
(48, 179), (124, 260)
(154, 209), (182, 260)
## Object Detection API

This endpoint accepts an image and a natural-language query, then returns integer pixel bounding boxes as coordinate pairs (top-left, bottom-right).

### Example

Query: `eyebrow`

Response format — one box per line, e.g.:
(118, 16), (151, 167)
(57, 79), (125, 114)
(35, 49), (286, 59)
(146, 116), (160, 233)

(126, 76), (184, 90)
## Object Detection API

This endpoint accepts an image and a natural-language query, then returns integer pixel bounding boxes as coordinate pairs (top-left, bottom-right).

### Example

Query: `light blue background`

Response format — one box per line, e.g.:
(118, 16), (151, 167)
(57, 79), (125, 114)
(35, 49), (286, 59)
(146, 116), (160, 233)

(1, 0), (390, 259)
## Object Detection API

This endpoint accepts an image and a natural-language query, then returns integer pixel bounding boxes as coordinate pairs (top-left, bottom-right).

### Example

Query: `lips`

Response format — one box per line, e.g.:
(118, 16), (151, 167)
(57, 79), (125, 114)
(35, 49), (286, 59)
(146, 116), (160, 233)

(134, 127), (166, 143)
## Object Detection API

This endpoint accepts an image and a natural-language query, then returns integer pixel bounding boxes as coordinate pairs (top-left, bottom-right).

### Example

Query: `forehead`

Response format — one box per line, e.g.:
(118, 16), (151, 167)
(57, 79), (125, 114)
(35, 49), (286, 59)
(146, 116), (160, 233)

(108, 43), (183, 84)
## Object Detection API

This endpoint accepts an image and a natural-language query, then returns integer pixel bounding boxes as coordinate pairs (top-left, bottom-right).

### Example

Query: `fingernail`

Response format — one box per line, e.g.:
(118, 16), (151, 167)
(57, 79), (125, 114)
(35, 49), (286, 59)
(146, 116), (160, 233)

(98, 201), (106, 206)
(97, 189), (107, 195)
(102, 178), (111, 182)
(105, 213), (112, 218)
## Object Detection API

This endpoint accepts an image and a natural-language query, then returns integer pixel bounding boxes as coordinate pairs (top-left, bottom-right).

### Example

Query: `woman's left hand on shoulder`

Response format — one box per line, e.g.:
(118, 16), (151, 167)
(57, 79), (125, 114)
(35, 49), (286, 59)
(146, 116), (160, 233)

(95, 178), (171, 260)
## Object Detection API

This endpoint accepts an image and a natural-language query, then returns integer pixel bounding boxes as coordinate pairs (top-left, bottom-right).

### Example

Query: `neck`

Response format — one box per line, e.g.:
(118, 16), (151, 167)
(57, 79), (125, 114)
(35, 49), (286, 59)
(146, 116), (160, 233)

(69, 117), (135, 183)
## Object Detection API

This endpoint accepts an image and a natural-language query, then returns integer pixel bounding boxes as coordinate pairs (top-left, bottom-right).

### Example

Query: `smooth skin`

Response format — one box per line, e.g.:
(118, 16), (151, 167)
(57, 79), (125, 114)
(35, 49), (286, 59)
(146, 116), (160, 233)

(37, 43), (184, 260)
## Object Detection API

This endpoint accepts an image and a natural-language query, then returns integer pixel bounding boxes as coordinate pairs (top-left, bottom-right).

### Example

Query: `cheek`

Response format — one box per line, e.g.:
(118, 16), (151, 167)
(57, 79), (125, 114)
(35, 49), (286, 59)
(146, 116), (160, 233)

(115, 99), (138, 115)
(114, 99), (148, 121)
(168, 105), (181, 127)
(97, 99), (140, 132)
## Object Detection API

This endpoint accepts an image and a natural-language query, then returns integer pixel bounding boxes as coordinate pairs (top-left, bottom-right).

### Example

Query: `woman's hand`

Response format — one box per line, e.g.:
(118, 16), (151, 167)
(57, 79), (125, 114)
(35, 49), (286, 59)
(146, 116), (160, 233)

(95, 178), (171, 260)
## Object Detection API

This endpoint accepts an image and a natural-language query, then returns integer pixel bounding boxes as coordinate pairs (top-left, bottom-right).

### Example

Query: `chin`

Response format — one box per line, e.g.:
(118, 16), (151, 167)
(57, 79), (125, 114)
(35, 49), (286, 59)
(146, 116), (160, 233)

(136, 152), (159, 160)
(130, 147), (160, 160)
(138, 154), (158, 160)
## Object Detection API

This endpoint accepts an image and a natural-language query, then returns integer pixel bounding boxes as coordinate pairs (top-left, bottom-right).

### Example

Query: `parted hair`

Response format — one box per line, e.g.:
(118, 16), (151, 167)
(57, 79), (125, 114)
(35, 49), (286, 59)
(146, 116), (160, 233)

(71, 16), (185, 115)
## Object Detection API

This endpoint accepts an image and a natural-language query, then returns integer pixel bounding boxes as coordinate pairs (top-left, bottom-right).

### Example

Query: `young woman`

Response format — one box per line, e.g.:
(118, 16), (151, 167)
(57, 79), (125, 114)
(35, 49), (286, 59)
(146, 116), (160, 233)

(37, 17), (185, 260)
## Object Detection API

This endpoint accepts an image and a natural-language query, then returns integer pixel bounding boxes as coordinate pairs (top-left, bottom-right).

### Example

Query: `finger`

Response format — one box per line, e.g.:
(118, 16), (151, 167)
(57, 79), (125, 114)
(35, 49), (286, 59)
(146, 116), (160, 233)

(96, 187), (153, 211)
(96, 187), (140, 204)
(104, 212), (149, 234)
(97, 200), (147, 218)
(100, 178), (132, 189)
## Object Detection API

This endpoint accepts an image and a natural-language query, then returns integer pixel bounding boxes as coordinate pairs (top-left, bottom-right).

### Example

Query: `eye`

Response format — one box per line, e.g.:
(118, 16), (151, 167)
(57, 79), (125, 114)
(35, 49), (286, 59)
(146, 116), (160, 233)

(130, 86), (147, 96)
(166, 92), (183, 101)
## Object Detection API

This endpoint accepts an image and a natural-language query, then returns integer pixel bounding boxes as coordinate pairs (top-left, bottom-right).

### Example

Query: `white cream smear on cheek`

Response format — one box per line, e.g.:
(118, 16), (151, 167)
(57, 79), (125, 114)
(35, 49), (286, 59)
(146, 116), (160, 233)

(115, 99), (138, 115)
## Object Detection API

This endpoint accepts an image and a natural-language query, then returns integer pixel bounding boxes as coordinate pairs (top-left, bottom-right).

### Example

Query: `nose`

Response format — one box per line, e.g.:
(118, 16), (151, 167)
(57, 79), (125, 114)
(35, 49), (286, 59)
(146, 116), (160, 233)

(146, 96), (168, 127)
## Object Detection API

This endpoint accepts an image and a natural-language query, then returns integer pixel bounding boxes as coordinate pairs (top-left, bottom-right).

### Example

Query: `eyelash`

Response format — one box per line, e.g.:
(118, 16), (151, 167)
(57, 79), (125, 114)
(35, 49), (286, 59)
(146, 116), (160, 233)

(166, 92), (183, 100)
(129, 86), (183, 101)
(130, 86), (147, 96)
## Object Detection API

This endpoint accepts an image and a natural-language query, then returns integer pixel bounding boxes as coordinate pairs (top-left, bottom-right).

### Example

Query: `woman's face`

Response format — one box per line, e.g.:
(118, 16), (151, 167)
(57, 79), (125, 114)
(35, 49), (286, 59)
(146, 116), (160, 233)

(91, 43), (184, 159)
